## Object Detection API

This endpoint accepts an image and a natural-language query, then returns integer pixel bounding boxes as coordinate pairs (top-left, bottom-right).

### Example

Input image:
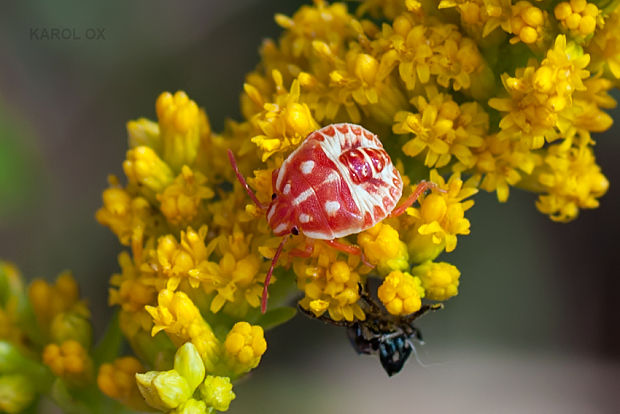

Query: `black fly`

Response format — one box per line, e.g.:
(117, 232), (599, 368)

(300, 283), (442, 376)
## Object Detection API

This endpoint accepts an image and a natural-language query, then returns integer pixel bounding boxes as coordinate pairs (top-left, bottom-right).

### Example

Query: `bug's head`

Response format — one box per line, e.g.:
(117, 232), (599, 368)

(265, 191), (298, 236)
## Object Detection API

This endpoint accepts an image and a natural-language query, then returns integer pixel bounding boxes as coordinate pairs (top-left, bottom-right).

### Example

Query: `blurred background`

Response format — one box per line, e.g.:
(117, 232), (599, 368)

(0, 1), (618, 413)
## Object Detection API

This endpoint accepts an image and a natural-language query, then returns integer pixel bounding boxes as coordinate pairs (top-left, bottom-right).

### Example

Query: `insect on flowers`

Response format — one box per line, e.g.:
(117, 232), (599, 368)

(299, 283), (443, 376)
(228, 123), (438, 313)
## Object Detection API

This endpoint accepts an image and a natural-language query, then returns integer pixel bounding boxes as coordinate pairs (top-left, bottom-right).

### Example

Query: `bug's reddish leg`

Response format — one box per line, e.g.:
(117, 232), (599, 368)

(289, 241), (314, 258)
(227, 149), (267, 210)
(323, 239), (374, 268)
(389, 180), (444, 218)
(261, 235), (289, 313)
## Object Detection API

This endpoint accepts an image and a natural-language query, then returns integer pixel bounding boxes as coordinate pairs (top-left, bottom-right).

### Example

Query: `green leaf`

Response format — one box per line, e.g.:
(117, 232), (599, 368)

(92, 311), (122, 365)
(254, 306), (297, 331)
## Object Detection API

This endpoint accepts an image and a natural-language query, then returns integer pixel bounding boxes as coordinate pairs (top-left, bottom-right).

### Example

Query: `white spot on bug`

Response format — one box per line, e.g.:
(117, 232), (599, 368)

(283, 183), (291, 195)
(267, 204), (276, 222)
(300, 160), (315, 175)
(273, 223), (288, 234)
(324, 201), (340, 216)
(325, 171), (339, 183)
(299, 214), (311, 223)
(293, 188), (313, 206)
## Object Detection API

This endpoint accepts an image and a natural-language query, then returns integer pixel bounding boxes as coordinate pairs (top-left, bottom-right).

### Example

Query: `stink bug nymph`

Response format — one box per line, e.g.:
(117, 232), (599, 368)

(228, 123), (438, 313)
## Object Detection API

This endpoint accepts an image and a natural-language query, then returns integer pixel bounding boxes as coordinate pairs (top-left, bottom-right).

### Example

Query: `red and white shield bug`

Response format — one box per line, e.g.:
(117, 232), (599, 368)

(228, 123), (438, 313)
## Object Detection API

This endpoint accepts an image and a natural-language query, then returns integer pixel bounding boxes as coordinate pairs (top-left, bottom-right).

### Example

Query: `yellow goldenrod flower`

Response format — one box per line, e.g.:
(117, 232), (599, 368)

(247, 71), (319, 161)
(0, 375), (35, 414)
(405, 171), (477, 262)
(95, 175), (163, 247)
(171, 398), (207, 414)
(145, 290), (220, 371)
(123, 146), (175, 201)
(358, 222), (409, 275)
(152, 225), (212, 291)
(28, 271), (90, 338)
(381, 15), (486, 92)
(298, 255), (366, 322)
(136, 370), (193, 411)
(532, 138), (609, 222)
(490, 35), (590, 149)
(273, 1), (357, 61)
(377, 270), (424, 315)
(587, 6), (620, 78)
(438, 0), (511, 37)
(127, 118), (161, 150)
(505, 1), (547, 45)
(136, 342), (207, 412)
(199, 376), (236, 412)
(554, 1), (600, 38)
(466, 134), (541, 202)
(146, 289), (203, 338)
(156, 91), (211, 172)
(42, 340), (93, 383)
(158, 166), (214, 227)
(412, 261), (460, 300)
(222, 322), (267, 376)
(196, 229), (265, 314)
(394, 86), (487, 168)
(97, 357), (150, 411)
(109, 251), (157, 313)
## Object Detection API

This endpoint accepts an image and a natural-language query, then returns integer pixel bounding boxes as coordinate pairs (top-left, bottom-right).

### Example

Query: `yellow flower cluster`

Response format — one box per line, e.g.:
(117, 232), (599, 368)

(98, 357), (149, 411)
(89, 0), (618, 410)
(136, 342), (236, 414)
(555, 1), (600, 37)
(377, 270), (424, 315)
(0, 263), (106, 413)
(42, 340), (93, 383)
(296, 245), (367, 321)
(223, 322), (267, 376)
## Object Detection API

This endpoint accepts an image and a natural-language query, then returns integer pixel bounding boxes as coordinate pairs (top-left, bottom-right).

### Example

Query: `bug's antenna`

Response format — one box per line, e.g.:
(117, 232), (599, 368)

(261, 235), (289, 313)
(227, 149), (267, 210)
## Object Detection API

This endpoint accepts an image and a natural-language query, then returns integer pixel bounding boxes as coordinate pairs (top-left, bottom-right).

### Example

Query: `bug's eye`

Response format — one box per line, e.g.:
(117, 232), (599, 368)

(271, 193), (277, 200)
(291, 227), (299, 236)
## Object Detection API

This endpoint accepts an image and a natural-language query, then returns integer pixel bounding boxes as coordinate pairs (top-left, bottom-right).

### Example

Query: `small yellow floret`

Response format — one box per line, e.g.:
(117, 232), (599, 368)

(199, 376), (236, 412)
(155, 91), (210, 171)
(223, 322), (266, 376)
(412, 261), (460, 301)
(377, 271), (424, 315)
(158, 166), (214, 227)
(358, 222), (408, 275)
(123, 146), (174, 199)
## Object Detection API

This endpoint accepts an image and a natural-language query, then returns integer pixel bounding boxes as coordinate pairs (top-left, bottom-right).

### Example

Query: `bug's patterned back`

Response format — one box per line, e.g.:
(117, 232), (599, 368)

(268, 123), (402, 239)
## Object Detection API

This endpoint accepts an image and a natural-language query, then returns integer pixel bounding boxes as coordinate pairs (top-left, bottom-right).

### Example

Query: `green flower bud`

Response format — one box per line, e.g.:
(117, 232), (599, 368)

(172, 398), (208, 414)
(0, 375), (35, 413)
(136, 370), (191, 411)
(127, 118), (161, 151)
(199, 376), (235, 412)
(174, 342), (205, 392)
(50, 311), (92, 349)
(0, 342), (23, 374)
